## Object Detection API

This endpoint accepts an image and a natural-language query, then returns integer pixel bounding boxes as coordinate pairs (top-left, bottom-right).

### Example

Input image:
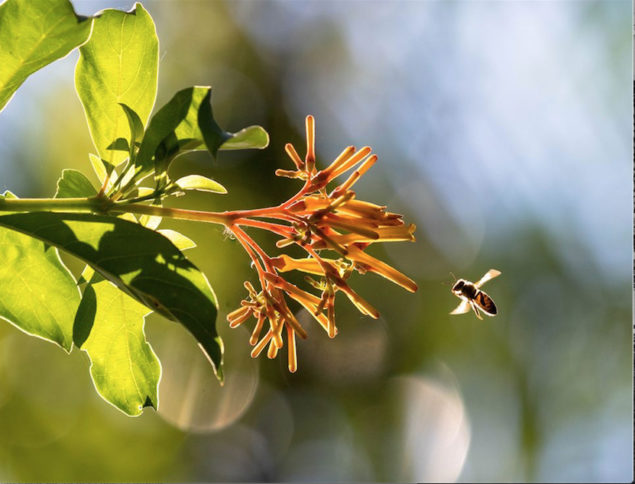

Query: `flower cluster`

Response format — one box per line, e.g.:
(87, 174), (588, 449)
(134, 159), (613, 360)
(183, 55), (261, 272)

(226, 116), (417, 372)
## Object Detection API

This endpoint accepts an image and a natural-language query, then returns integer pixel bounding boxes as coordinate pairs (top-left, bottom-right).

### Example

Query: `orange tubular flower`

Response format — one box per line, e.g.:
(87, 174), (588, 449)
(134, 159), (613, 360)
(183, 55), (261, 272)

(225, 115), (417, 373)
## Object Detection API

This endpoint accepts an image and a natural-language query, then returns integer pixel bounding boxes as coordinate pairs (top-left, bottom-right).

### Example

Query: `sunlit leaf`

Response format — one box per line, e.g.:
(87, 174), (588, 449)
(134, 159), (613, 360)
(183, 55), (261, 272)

(75, 3), (158, 166)
(175, 175), (227, 194)
(74, 278), (160, 416)
(219, 125), (269, 151)
(135, 86), (269, 179)
(120, 103), (145, 148)
(137, 187), (155, 197)
(1, 190), (17, 200)
(77, 264), (96, 285)
(133, 186), (162, 228)
(138, 213), (162, 230)
(0, 194), (80, 351)
(118, 213), (138, 223)
(54, 168), (99, 282)
(0, 212), (223, 381)
(134, 87), (207, 176)
(54, 170), (160, 413)
(157, 229), (196, 251)
(0, 0), (92, 111)
(55, 169), (97, 198)
(89, 154), (108, 185)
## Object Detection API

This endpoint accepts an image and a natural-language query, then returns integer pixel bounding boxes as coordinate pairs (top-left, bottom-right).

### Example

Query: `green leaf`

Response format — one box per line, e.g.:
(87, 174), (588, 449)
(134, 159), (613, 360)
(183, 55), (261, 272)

(89, 154), (108, 184)
(119, 103), (144, 153)
(175, 175), (227, 194)
(106, 138), (131, 153)
(0, 224), (80, 352)
(157, 229), (196, 251)
(89, 153), (116, 187)
(74, 278), (160, 416)
(77, 264), (96, 285)
(54, 168), (97, 284)
(0, 212), (224, 381)
(138, 213), (161, 230)
(0, 0), (92, 112)
(54, 170), (160, 414)
(55, 169), (97, 198)
(220, 125), (269, 151)
(75, 3), (158, 166)
(135, 86), (269, 179)
(134, 186), (162, 229)
(134, 87), (208, 177)
(136, 187), (155, 197)
(195, 88), (234, 156)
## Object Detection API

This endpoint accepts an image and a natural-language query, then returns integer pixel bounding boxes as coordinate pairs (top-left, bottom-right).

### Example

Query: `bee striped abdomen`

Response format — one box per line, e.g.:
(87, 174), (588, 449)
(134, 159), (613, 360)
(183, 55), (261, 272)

(474, 291), (497, 315)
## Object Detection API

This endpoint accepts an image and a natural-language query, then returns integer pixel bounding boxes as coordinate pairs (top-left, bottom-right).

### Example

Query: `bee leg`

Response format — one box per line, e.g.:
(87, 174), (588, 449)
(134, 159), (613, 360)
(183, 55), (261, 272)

(471, 302), (483, 320)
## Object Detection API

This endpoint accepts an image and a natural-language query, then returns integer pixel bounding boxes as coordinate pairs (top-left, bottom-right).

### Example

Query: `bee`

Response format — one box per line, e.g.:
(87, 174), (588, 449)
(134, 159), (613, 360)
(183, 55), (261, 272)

(450, 269), (501, 320)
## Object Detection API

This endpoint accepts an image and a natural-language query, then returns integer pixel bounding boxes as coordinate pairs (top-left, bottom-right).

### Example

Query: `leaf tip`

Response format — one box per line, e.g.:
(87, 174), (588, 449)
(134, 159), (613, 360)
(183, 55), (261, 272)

(216, 367), (225, 386)
(197, 339), (224, 385)
(143, 395), (157, 410)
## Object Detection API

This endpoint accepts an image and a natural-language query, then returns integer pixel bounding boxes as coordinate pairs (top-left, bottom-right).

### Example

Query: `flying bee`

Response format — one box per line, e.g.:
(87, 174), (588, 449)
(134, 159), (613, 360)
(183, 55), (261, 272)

(450, 269), (501, 320)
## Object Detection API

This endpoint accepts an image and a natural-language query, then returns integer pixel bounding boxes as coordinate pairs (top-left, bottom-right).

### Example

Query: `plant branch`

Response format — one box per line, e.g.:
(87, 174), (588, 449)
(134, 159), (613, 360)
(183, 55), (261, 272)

(0, 196), (104, 213)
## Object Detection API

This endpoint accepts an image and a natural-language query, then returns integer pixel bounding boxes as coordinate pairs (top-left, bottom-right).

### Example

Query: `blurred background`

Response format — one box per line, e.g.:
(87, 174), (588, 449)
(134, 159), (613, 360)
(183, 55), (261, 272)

(0, 0), (631, 481)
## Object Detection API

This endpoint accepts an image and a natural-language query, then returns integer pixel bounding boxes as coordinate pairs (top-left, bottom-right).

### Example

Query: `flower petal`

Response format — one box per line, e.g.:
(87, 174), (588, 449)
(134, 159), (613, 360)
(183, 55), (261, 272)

(286, 326), (298, 373)
(346, 246), (418, 292)
(270, 255), (324, 275)
(285, 143), (304, 169)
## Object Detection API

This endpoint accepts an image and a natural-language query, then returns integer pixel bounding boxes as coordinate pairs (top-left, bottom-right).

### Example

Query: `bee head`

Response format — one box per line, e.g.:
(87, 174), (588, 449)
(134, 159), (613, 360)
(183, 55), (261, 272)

(451, 280), (465, 292)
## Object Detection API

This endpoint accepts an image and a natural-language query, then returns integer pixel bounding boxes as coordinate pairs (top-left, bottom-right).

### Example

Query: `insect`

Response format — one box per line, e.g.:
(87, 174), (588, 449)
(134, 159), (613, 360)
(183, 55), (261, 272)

(450, 269), (501, 320)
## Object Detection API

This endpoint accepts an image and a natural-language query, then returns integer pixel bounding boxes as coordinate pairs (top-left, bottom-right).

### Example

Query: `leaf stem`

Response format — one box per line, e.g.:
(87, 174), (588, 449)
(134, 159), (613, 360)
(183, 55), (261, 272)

(0, 196), (104, 212)
(0, 196), (232, 226)
(114, 203), (233, 225)
(0, 195), (308, 233)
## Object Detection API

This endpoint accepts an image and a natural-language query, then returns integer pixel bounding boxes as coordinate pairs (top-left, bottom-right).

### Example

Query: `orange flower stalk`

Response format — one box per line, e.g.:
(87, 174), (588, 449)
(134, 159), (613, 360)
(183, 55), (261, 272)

(225, 115), (417, 373)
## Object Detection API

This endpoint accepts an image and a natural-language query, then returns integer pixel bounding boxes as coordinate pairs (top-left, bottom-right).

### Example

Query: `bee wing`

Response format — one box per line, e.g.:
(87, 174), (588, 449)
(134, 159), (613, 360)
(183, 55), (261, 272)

(475, 269), (501, 289)
(450, 300), (471, 315)
(474, 291), (497, 316)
